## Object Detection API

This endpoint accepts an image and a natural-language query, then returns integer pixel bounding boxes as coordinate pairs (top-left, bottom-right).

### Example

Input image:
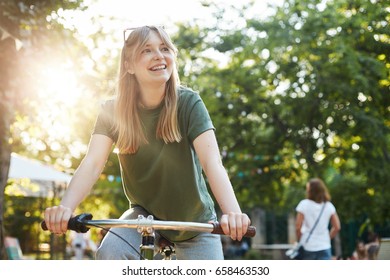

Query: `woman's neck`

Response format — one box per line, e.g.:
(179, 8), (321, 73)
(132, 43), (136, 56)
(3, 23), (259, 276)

(139, 86), (165, 109)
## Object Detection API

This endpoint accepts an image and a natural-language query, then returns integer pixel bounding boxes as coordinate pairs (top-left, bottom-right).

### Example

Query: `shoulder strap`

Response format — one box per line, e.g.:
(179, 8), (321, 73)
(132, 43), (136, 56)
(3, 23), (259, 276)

(304, 202), (326, 244)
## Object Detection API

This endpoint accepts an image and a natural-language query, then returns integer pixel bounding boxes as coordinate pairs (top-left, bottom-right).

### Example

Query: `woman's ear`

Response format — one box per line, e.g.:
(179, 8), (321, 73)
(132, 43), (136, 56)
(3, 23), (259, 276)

(124, 61), (134, 74)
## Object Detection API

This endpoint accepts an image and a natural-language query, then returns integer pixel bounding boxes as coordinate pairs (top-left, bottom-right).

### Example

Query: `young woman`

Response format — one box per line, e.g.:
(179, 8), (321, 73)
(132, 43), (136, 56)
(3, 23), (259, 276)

(295, 178), (341, 260)
(43, 25), (250, 260)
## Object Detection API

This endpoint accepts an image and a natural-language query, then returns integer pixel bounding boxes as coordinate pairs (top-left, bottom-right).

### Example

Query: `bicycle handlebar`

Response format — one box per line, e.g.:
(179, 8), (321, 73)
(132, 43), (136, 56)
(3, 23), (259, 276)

(41, 213), (256, 238)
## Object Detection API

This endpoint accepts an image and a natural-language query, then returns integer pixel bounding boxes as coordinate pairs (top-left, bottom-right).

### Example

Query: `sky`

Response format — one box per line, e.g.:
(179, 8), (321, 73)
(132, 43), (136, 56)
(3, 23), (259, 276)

(87, 0), (282, 23)
(64, 0), (284, 40)
(58, 0), (285, 69)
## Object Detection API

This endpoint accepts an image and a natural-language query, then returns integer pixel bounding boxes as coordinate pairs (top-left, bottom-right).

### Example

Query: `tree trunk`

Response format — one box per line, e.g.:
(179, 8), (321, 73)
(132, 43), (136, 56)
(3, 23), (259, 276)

(0, 98), (12, 260)
(0, 26), (17, 260)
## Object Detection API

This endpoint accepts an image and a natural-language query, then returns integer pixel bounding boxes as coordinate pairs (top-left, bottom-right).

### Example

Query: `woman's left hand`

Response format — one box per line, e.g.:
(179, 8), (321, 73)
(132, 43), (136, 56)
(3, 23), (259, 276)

(220, 212), (251, 241)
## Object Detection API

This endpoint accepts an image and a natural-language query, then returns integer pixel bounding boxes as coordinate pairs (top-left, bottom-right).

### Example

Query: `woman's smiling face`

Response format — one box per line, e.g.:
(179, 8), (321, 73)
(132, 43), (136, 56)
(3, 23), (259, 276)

(131, 31), (175, 88)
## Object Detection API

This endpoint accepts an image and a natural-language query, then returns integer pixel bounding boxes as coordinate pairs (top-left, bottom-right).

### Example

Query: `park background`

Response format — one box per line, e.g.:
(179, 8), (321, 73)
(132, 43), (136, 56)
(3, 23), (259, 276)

(0, 0), (389, 260)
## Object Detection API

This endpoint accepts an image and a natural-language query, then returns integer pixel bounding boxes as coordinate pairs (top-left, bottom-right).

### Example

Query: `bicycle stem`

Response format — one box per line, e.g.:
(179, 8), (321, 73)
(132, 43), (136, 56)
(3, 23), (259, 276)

(137, 215), (155, 260)
(139, 231), (155, 260)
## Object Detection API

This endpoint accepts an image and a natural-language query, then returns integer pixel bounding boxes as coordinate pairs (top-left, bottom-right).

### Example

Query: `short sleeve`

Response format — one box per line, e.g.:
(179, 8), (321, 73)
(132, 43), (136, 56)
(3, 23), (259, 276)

(328, 202), (336, 214)
(296, 200), (307, 213)
(92, 100), (117, 142)
(187, 95), (215, 142)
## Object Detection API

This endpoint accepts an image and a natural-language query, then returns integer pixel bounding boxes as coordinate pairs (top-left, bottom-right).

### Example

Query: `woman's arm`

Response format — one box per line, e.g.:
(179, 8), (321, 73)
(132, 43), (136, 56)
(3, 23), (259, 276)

(295, 212), (304, 241)
(44, 134), (114, 234)
(193, 129), (250, 241)
(329, 212), (341, 239)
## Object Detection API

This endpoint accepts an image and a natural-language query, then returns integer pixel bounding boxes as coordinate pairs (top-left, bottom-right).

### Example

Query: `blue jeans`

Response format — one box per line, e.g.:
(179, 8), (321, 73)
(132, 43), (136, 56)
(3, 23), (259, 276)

(96, 206), (224, 260)
(302, 248), (332, 260)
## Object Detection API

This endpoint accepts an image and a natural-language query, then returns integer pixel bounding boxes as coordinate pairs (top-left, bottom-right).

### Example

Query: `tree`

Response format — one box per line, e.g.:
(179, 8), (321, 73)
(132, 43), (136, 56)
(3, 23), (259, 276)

(0, 0), (86, 260)
(245, 0), (390, 224)
(174, 0), (389, 236)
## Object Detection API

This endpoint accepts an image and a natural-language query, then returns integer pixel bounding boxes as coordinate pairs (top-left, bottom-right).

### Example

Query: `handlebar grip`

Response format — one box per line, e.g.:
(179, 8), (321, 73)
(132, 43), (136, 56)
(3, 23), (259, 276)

(41, 220), (49, 231)
(41, 213), (93, 233)
(211, 222), (256, 238)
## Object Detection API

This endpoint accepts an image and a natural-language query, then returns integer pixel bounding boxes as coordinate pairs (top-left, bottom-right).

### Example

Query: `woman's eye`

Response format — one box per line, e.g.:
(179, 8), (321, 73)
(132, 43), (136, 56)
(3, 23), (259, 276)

(161, 47), (170, 52)
(141, 49), (151, 54)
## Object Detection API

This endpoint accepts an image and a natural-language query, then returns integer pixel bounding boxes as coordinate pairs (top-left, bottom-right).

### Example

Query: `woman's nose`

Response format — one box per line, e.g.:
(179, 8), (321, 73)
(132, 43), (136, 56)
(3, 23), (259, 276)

(153, 50), (164, 60)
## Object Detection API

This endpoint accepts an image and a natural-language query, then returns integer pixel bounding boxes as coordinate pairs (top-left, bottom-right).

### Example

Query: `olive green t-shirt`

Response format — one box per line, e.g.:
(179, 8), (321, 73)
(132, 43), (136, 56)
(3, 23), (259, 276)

(92, 87), (216, 241)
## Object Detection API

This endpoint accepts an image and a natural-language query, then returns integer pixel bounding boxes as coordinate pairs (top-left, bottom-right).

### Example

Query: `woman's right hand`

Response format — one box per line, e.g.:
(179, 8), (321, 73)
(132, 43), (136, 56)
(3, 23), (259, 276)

(44, 205), (73, 235)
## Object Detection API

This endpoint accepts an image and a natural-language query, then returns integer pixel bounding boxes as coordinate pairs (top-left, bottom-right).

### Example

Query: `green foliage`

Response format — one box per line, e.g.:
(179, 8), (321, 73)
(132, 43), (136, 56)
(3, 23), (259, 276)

(174, 0), (389, 224)
(78, 178), (128, 220)
(3, 194), (52, 254)
(0, 0), (112, 258)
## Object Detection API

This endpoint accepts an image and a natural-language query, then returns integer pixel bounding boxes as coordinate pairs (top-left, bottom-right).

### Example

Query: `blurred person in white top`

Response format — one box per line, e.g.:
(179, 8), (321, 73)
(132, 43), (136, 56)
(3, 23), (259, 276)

(295, 178), (341, 260)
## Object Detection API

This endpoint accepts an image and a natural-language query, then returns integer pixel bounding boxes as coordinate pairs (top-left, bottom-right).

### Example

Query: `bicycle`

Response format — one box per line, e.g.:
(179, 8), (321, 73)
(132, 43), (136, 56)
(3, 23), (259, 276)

(41, 213), (256, 260)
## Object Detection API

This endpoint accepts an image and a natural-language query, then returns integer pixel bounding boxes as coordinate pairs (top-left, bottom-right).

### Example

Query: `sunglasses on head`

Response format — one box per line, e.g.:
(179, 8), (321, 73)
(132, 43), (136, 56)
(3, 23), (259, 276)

(123, 25), (165, 43)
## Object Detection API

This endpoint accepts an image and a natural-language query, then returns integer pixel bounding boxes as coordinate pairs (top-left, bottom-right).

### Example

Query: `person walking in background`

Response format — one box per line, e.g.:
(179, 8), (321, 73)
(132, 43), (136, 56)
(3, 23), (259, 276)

(43, 25), (250, 260)
(295, 178), (341, 260)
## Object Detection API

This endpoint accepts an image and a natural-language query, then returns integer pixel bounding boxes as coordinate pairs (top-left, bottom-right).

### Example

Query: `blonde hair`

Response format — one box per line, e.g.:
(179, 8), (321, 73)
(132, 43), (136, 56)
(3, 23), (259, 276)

(115, 26), (182, 154)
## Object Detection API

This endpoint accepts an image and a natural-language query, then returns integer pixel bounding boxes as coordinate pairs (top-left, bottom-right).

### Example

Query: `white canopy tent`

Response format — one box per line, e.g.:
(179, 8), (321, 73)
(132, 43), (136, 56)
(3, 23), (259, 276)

(7, 153), (72, 198)
(6, 153), (73, 259)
